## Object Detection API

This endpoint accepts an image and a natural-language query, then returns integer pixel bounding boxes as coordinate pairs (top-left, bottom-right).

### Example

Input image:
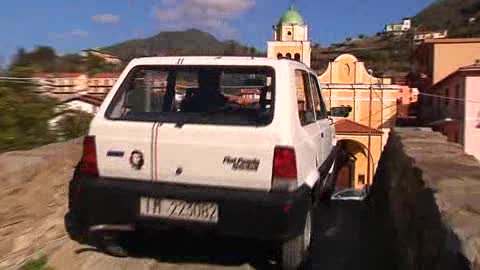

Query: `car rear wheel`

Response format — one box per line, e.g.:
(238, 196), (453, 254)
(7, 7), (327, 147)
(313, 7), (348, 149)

(64, 211), (88, 243)
(280, 210), (311, 270)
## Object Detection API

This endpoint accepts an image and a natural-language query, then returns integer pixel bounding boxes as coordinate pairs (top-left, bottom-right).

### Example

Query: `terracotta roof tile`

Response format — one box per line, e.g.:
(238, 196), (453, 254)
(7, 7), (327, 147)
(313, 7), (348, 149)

(334, 119), (383, 135)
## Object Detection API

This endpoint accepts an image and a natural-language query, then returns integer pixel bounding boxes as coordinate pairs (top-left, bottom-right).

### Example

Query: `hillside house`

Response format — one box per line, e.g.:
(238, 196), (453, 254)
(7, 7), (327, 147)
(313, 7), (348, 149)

(414, 30), (448, 44)
(81, 49), (122, 65)
(384, 18), (411, 34)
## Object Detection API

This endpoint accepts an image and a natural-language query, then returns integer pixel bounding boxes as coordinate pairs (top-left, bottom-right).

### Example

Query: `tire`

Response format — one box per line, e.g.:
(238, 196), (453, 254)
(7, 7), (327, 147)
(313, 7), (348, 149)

(280, 211), (312, 270)
(64, 211), (88, 243)
(99, 233), (129, 258)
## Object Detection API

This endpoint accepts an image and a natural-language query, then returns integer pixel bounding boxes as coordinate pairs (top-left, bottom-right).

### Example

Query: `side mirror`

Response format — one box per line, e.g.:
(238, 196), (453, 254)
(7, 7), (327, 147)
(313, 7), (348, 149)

(329, 106), (352, 118)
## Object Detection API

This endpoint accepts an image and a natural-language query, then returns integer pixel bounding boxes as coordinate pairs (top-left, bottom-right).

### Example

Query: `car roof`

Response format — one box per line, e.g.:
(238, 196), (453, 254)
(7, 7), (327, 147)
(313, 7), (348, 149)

(128, 56), (315, 73)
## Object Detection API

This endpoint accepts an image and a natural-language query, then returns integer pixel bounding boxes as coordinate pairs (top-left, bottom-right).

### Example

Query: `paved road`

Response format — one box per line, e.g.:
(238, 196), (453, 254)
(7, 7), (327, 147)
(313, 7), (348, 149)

(49, 200), (395, 270)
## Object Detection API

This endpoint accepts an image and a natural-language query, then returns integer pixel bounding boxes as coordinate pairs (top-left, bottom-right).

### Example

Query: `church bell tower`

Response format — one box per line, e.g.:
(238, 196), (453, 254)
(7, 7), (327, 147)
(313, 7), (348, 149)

(267, 6), (311, 67)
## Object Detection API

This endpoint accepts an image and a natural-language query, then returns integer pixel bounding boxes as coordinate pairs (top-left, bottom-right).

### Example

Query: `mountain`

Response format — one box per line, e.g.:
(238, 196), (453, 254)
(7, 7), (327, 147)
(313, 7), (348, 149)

(102, 29), (261, 60)
(414, 0), (480, 37)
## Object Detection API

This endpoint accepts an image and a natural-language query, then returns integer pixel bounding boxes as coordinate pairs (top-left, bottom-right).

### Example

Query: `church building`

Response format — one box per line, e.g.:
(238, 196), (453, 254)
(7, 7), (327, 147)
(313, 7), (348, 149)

(267, 6), (311, 67)
(267, 6), (400, 190)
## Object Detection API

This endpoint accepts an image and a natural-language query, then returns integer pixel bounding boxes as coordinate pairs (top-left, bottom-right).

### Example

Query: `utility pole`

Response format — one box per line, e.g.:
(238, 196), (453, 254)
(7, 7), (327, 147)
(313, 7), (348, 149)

(367, 69), (373, 191)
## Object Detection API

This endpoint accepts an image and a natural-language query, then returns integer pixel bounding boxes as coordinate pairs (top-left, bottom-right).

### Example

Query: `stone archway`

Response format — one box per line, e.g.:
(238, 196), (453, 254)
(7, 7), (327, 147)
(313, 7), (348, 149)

(336, 139), (370, 190)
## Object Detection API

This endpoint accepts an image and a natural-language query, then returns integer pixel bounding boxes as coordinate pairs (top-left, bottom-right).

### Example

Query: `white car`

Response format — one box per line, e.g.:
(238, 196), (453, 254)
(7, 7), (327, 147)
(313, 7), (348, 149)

(67, 56), (338, 269)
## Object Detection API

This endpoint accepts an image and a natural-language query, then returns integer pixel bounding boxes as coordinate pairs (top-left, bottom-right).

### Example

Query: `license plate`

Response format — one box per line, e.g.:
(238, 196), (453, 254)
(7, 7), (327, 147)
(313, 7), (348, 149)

(140, 197), (218, 223)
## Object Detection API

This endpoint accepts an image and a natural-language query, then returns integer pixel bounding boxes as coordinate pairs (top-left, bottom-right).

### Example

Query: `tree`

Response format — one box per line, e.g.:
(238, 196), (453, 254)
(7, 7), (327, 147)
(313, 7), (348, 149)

(10, 46), (57, 72)
(0, 66), (57, 152)
(85, 54), (122, 75)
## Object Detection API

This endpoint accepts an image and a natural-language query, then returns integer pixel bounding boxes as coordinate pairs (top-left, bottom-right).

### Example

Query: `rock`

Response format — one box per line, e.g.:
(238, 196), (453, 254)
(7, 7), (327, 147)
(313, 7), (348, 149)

(0, 139), (82, 269)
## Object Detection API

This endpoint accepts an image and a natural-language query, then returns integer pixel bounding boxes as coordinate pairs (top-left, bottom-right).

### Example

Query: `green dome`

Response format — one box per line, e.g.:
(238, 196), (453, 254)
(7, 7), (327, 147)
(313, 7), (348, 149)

(278, 6), (304, 25)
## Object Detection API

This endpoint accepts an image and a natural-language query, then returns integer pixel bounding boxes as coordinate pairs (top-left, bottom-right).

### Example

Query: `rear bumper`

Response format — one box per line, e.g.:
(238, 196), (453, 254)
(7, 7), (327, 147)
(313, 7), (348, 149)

(68, 171), (311, 241)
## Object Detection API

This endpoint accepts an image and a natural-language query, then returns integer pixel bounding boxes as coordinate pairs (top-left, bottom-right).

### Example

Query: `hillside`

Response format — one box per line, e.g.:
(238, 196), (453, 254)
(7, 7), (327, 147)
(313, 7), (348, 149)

(311, 34), (414, 77)
(414, 0), (480, 37)
(312, 0), (480, 76)
(102, 29), (261, 60)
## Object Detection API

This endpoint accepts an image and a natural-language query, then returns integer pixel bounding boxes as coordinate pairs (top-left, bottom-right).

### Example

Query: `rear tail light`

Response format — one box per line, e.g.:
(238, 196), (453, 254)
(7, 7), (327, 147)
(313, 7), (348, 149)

(79, 136), (99, 176)
(271, 146), (298, 192)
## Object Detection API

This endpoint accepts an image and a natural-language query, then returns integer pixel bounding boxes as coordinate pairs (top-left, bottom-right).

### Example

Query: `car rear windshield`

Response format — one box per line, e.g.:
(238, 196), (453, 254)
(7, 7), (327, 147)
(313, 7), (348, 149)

(106, 65), (275, 126)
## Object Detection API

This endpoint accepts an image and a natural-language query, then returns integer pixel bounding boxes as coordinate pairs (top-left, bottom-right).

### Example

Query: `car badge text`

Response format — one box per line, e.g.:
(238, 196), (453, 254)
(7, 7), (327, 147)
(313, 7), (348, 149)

(223, 156), (260, 171)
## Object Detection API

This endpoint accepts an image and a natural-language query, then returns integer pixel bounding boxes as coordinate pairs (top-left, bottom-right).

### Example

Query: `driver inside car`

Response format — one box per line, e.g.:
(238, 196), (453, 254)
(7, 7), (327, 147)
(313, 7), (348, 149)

(180, 69), (227, 112)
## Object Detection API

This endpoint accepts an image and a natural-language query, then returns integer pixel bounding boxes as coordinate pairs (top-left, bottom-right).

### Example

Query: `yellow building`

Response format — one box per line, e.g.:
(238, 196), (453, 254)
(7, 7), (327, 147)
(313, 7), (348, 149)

(319, 54), (400, 189)
(267, 7), (399, 189)
(267, 6), (311, 67)
(415, 38), (480, 86)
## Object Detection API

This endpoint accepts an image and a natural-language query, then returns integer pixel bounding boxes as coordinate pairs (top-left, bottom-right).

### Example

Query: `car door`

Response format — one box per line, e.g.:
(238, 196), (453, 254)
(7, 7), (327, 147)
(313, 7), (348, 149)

(294, 69), (322, 187)
(309, 73), (332, 166)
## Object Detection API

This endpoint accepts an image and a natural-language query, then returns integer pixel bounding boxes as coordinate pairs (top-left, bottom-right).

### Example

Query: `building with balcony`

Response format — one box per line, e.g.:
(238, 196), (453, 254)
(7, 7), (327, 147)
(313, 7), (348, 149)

(397, 86), (419, 119)
(33, 73), (88, 97)
(428, 64), (480, 160)
(87, 73), (120, 95)
(412, 38), (480, 122)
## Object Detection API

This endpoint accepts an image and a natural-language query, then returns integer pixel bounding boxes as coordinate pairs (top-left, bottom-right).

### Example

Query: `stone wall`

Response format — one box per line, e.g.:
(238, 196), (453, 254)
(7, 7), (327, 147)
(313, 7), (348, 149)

(370, 127), (480, 270)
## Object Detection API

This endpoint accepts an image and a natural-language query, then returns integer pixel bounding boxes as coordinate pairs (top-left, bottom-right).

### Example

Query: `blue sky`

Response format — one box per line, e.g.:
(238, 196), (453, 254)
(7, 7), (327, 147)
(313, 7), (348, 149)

(0, 0), (435, 65)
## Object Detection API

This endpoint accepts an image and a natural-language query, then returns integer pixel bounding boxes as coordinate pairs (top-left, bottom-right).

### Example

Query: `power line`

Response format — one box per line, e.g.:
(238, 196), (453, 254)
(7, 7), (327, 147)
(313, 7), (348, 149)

(356, 103), (397, 124)
(418, 92), (480, 104)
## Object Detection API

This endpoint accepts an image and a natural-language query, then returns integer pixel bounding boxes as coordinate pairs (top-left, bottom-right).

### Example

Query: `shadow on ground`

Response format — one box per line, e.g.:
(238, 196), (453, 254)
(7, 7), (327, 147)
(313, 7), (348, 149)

(310, 201), (396, 270)
(121, 230), (277, 269)
(72, 200), (395, 270)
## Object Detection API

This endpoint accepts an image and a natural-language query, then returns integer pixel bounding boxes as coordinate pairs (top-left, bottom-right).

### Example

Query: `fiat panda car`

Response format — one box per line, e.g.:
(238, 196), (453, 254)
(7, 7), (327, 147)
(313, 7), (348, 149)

(67, 56), (337, 269)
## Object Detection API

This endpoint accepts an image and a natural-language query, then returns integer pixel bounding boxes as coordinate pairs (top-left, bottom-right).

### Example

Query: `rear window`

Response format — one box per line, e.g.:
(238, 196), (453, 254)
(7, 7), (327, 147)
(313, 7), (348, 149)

(106, 66), (275, 126)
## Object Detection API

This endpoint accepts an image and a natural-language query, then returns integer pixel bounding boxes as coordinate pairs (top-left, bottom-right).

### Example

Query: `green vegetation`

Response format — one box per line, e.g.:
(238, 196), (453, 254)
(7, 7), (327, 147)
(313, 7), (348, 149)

(85, 54), (121, 75)
(55, 110), (94, 141)
(0, 51), (95, 153)
(10, 46), (123, 75)
(0, 66), (57, 152)
(103, 29), (264, 60)
(312, 34), (414, 76)
(414, 0), (480, 37)
(19, 256), (53, 270)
